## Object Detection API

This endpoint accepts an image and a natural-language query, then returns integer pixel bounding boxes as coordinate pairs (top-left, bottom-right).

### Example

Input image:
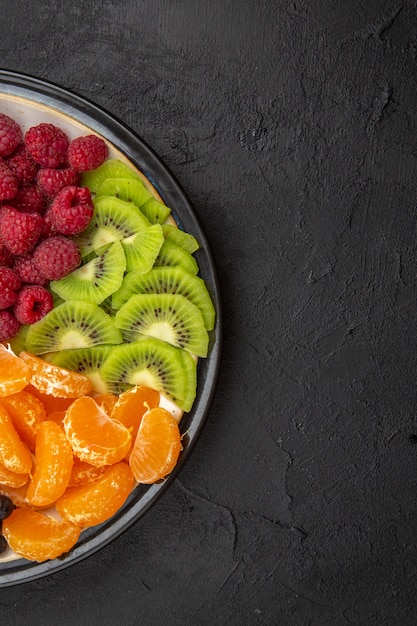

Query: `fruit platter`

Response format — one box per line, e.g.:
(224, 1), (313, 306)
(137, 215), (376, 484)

(0, 71), (221, 586)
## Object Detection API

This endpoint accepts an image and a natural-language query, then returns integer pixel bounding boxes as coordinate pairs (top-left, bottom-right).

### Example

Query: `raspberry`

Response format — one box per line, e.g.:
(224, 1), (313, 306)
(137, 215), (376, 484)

(14, 285), (53, 325)
(68, 134), (108, 172)
(50, 185), (94, 235)
(0, 310), (21, 342)
(0, 267), (22, 309)
(0, 205), (43, 255)
(33, 236), (80, 280)
(37, 167), (79, 197)
(0, 159), (18, 201)
(6, 144), (38, 185)
(0, 243), (14, 267)
(40, 207), (57, 239)
(0, 113), (23, 158)
(25, 123), (69, 168)
(14, 256), (49, 286)
(9, 184), (46, 214)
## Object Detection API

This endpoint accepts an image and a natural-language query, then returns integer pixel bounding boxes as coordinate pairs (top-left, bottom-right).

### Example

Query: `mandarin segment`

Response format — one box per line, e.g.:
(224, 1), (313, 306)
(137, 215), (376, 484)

(0, 344), (31, 397)
(110, 385), (160, 440)
(0, 463), (29, 488)
(25, 385), (75, 415)
(129, 407), (181, 484)
(68, 458), (107, 488)
(63, 396), (132, 467)
(94, 392), (119, 415)
(2, 507), (81, 562)
(26, 421), (73, 508)
(19, 351), (93, 398)
(0, 404), (33, 475)
(56, 462), (135, 527)
(0, 389), (46, 451)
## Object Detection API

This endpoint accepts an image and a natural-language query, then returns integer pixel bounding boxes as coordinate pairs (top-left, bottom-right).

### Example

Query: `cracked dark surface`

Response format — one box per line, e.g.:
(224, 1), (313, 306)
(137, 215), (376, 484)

(1, 0), (417, 623)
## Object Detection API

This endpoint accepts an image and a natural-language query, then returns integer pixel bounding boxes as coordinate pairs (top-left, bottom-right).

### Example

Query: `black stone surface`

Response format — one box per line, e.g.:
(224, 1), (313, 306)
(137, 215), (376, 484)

(0, 1), (416, 624)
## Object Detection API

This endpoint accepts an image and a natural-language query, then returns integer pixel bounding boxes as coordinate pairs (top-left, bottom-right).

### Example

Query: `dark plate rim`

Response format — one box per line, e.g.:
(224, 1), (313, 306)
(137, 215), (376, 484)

(0, 70), (222, 587)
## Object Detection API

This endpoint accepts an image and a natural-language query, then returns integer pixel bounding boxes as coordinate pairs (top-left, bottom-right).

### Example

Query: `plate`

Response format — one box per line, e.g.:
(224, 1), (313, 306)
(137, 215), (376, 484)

(0, 70), (221, 587)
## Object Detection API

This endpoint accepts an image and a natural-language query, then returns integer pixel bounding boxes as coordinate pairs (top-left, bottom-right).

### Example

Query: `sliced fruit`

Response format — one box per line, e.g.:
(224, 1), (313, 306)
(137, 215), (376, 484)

(139, 196), (171, 224)
(129, 407), (181, 484)
(111, 265), (215, 330)
(63, 396), (132, 466)
(110, 385), (160, 440)
(56, 462), (135, 528)
(46, 345), (115, 394)
(0, 463), (29, 488)
(50, 240), (126, 305)
(0, 344), (31, 397)
(25, 300), (123, 354)
(96, 176), (152, 210)
(115, 293), (209, 357)
(25, 385), (75, 415)
(3, 508), (81, 562)
(0, 404), (33, 474)
(81, 158), (143, 192)
(100, 337), (197, 412)
(68, 458), (107, 488)
(0, 389), (46, 451)
(26, 421), (73, 508)
(0, 484), (32, 509)
(19, 352), (93, 398)
(155, 238), (199, 275)
(121, 223), (164, 273)
(94, 392), (119, 415)
(162, 223), (200, 254)
(75, 195), (151, 257)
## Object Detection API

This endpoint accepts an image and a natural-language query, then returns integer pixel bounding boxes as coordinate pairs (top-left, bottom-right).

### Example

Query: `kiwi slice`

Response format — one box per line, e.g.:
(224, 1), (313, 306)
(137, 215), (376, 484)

(111, 265), (215, 330)
(75, 195), (151, 257)
(155, 238), (199, 275)
(162, 223), (200, 254)
(115, 293), (209, 357)
(25, 300), (123, 355)
(46, 345), (114, 394)
(122, 223), (164, 273)
(139, 197), (171, 224)
(50, 241), (126, 305)
(100, 337), (197, 412)
(81, 159), (142, 193)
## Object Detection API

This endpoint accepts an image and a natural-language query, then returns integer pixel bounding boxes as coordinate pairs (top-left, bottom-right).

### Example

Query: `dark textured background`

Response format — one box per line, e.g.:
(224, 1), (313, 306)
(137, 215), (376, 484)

(0, 1), (417, 624)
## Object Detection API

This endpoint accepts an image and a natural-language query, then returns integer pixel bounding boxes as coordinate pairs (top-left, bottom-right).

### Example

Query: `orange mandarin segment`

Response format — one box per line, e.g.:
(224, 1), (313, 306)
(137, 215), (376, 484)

(0, 404), (33, 474)
(0, 344), (31, 397)
(56, 462), (135, 528)
(0, 389), (46, 451)
(0, 463), (29, 488)
(129, 407), (181, 484)
(63, 396), (132, 467)
(94, 392), (119, 415)
(110, 385), (160, 440)
(19, 351), (93, 398)
(26, 421), (73, 508)
(68, 458), (107, 488)
(0, 483), (32, 509)
(3, 508), (81, 562)
(25, 385), (75, 415)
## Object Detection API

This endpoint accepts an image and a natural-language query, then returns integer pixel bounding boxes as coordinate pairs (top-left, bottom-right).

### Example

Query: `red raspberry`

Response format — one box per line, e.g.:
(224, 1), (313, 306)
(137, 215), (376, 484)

(0, 310), (21, 342)
(0, 267), (22, 309)
(68, 134), (108, 172)
(6, 144), (38, 185)
(33, 236), (80, 280)
(0, 243), (14, 267)
(0, 159), (18, 201)
(0, 205), (43, 255)
(14, 256), (49, 286)
(50, 185), (94, 235)
(0, 113), (23, 158)
(9, 184), (46, 214)
(25, 123), (69, 168)
(37, 167), (79, 197)
(14, 284), (53, 324)
(40, 207), (57, 239)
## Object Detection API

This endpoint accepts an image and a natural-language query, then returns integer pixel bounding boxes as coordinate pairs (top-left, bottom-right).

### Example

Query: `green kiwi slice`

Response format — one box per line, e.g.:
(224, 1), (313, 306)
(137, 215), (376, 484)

(111, 265), (215, 330)
(155, 238), (199, 275)
(139, 197), (171, 224)
(49, 241), (126, 305)
(75, 195), (151, 257)
(81, 159), (143, 193)
(162, 223), (200, 254)
(46, 345), (114, 394)
(99, 337), (197, 412)
(25, 300), (123, 355)
(115, 293), (209, 357)
(122, 223), (164, 273)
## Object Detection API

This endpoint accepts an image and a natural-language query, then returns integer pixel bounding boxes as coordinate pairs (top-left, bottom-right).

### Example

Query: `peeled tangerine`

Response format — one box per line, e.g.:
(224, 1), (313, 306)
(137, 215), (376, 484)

(0, 344), (31, 397)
